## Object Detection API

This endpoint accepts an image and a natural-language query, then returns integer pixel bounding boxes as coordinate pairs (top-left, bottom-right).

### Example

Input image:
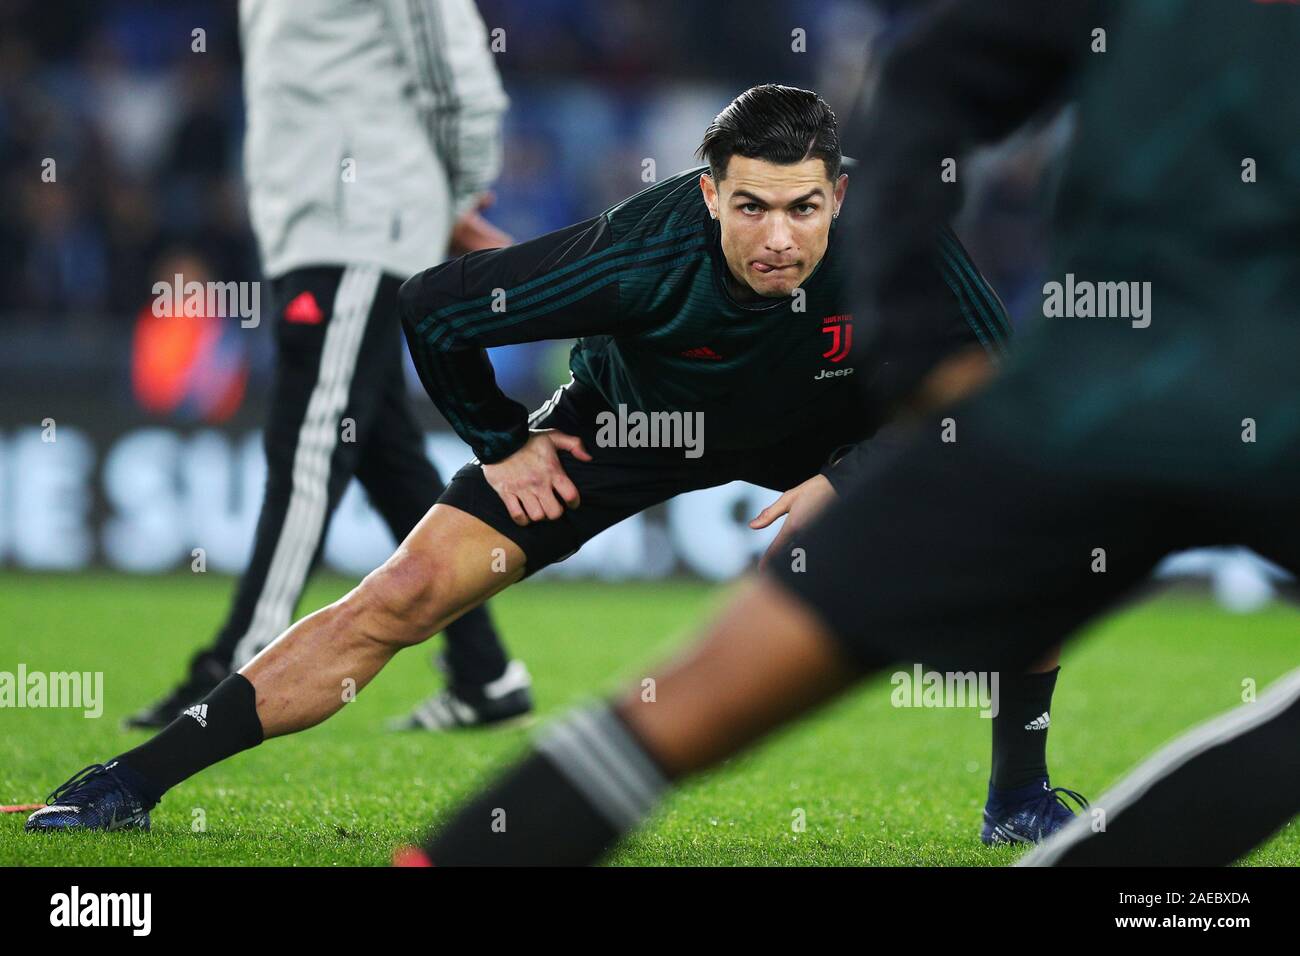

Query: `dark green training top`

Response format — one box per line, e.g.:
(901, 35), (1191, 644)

(399, 165), (1009, 474)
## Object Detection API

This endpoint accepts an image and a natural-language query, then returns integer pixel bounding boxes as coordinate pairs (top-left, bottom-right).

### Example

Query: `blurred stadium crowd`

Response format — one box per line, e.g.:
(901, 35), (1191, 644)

(0, 0), (1061, 399)
(1, 0), (1119, 585)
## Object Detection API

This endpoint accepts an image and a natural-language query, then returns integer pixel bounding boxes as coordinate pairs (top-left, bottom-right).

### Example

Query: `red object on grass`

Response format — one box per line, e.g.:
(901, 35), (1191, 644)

(392, 845), (433, 867)
(1, 804), (44, 813)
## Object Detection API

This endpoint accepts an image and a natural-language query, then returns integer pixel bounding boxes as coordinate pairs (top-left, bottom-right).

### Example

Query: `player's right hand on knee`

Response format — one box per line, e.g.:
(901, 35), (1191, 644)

(483, 430), (592, 525)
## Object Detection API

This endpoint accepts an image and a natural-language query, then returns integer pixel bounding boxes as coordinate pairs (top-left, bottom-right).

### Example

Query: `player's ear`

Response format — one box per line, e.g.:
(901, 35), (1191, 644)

(833, 173), (848, 218)
(699, 173), (719, 220)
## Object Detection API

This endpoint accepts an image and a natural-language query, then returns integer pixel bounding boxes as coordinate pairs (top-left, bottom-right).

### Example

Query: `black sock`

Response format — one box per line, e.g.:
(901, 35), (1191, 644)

(990, 666), (1060, 791)
(427, 705), (668, 865)
(113, 674), (264, 805)
(443, 605), (509, 688)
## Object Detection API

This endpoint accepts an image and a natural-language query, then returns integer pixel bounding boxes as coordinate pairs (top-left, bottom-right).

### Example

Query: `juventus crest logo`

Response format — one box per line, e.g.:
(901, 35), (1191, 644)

(821, 314), (853, 363)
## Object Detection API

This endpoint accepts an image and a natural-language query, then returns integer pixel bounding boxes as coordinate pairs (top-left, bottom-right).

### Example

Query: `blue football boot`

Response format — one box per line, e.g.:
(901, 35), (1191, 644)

(25, 762), (155, 833)
(980, 779), (1089, 846)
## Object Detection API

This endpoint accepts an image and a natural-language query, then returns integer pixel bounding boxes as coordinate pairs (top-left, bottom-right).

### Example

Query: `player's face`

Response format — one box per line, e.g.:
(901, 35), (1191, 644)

(701, 156), (847, 298)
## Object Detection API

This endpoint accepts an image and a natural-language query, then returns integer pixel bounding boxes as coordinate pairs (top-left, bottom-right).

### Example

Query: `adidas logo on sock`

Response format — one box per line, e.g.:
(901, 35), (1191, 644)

(1024, 712), (1050, 731)
(183, 704), (208, 728)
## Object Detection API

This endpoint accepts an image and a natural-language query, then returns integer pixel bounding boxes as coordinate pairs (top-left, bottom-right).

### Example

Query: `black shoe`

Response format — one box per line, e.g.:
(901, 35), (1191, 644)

(388, 660), (534, 731)
(122, 651), (229, 730)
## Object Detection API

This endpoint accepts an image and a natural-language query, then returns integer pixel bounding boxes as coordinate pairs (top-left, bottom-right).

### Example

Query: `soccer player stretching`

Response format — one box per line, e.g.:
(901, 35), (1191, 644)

(29, 83), (1079, 846)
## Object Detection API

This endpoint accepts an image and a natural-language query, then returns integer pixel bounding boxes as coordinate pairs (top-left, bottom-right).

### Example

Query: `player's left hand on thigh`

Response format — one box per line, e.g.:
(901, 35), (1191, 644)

(749, 474), (838, 570)
(483, 430), (590, 526)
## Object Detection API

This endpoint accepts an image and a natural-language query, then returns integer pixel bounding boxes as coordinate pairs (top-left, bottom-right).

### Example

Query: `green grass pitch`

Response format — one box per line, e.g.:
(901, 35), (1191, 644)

(1, 573), (1296, 866)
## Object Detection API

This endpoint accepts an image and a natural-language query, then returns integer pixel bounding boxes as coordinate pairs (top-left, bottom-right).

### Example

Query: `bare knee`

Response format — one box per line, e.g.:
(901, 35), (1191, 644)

(356, 548), (455, 645)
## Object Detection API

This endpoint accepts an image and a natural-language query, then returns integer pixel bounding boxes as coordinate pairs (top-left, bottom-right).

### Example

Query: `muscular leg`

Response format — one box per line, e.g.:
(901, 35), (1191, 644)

(109, 505), (526, 801)
(613, 578), (857, 775)
(245, 505), (525, 736)
(610, 592), (1067, 784)
(353, 322), (510, 689)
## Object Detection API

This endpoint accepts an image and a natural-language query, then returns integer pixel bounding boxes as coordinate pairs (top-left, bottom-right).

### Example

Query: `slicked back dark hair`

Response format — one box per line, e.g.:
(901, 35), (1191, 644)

(697, 84), (841, 183)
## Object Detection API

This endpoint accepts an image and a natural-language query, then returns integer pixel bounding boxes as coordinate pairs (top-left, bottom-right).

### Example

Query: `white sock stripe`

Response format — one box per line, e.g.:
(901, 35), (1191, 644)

(233, 265), (381, 665)
(566, 707), (667, 816)
(1022, 664), (1300, 866)
(537, 720), (646, 831)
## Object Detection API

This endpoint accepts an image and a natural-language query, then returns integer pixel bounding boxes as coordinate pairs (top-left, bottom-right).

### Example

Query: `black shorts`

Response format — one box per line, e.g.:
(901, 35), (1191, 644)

(769, 394), (1300, 675)
(437, 379), (866, 575)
